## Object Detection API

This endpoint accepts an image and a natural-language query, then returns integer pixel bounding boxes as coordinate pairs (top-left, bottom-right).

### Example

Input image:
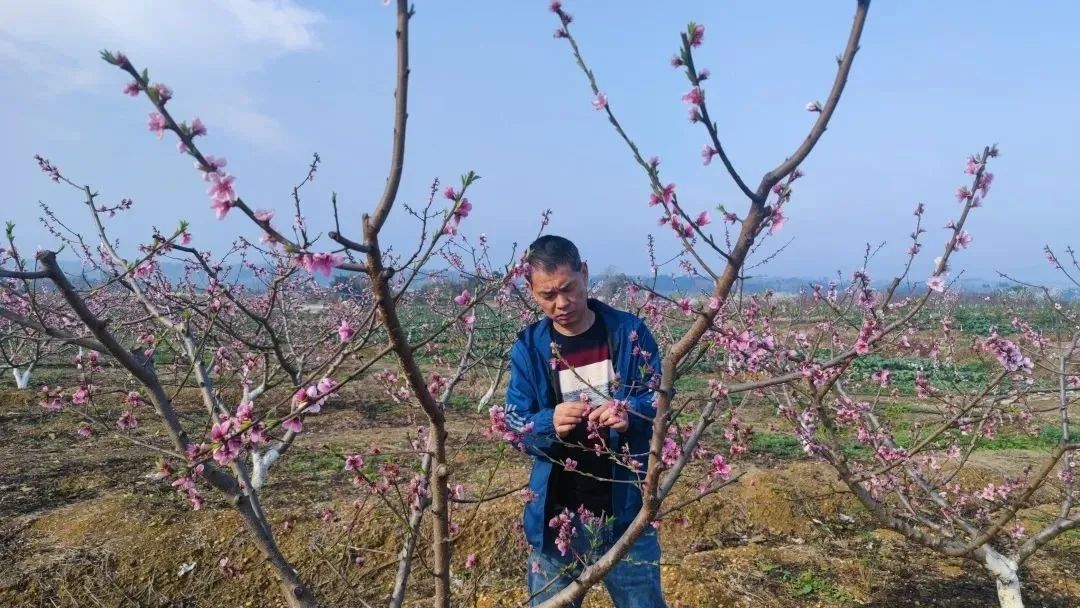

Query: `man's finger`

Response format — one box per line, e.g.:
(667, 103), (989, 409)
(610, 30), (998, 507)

(557, 416), (583, 429)
(556, 424), (577, 437)
(588, 403), (607, 421)
(599, 408), (626, 429)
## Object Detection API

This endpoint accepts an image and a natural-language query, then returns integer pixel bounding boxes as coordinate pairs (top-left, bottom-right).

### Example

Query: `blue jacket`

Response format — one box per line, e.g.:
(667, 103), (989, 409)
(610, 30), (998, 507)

(504, 298), (663, 552)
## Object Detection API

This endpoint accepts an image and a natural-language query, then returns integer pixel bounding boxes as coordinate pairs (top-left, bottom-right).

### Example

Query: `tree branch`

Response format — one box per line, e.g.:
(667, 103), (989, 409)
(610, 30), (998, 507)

(759, 0), (870, 194)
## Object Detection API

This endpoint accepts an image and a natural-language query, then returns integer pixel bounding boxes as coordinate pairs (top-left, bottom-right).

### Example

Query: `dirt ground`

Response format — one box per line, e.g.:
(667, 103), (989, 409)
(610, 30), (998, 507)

(1, 386), (1078, 608)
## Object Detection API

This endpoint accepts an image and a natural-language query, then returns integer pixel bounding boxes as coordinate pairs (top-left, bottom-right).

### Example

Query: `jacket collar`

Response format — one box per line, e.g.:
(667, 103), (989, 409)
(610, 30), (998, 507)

(532, 298), (617, 347)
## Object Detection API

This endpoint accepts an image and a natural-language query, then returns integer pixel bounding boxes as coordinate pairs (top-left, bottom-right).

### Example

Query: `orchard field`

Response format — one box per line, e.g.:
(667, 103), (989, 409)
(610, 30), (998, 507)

(2, 294), (1079, 607)
(4, 1), (1080, 607)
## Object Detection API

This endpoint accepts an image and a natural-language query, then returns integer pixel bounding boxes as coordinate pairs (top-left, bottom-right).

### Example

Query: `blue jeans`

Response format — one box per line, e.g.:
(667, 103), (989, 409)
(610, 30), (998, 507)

(526, 517), (666, 608)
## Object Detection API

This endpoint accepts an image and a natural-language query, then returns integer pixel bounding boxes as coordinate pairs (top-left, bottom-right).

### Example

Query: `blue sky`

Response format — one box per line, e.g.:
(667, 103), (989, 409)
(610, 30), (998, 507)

(3, 1), (1078, 286)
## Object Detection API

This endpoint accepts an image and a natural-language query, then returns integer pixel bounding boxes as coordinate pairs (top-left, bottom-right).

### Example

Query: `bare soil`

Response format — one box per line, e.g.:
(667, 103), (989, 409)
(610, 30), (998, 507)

(1, 387), (1078, 607)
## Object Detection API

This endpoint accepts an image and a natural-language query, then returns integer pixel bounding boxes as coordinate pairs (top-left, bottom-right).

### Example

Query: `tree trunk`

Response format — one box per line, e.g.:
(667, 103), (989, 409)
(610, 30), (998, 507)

(476, 364), (505, 413)
(984, 549), (1023, 608)
(429, 422), (453, 608)
(251, 447), (281, 490)
(12, 366), (32, 389)
(242, 382), (265, 404)
(232, 492), (318, 608)
(389, 454), (431, 608)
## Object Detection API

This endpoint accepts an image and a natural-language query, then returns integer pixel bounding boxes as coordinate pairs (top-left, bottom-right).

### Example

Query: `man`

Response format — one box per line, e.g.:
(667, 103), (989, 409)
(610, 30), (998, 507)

(505, 235), (667, 607)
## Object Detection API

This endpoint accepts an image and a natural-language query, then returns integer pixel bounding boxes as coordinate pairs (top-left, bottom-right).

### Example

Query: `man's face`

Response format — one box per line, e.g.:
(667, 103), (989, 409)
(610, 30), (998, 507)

(527, 262), (590, 331)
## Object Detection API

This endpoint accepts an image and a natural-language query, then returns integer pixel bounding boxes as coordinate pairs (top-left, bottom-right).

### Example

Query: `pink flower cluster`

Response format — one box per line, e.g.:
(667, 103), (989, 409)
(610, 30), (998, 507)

(688, 23), (705, 47)
(427, 373), (448, 397)
(71, 383), (94, 405)
(661, 435), (682, 467)
(133, 259), (157, 279)
(338, 319), (355, 342)
(914, 370), (936, 399)
(975, 478), (1021, 504)
(871, 368), (892, 387)
(833, 397), (864, 426)
(406, 473), (430, 511)
(709, 324), (775, 373)
(708, 379), (728, 399)
(1010, 316), (1047, 350)
(113, 63), (233, 221)
(344, 454), (365, 473)
(172, 474), (205, 510)
(375, 369), (412, 403)
(208, 172), (236, 220)
(550, 1), (573, 37)
(34, 155), (62, 182)
(682, 87), (704, 123)
(210, 416), (245, 466)
(854, 317), (878, 354)
(116, 410), (139, 430)
(39, 386), (65, 413)
(724, 416), (751, 456)
(285, 378), (337, 433)
(486, 405), (534, 451)
(73, 349), (100, 373)
(296, 378), (337, 414)
(366, 461), (402, 495)
(875, 445), (908, 464)
(453, 289), (472, 306)
(548, 508), (577, 556)
(207, 401), (268, 466)
(295, 251), (343, 277)
(147, 112), (167, 138)
(677, 297), (693, 316)
(705, 454), (732, 486)
(981, 333), (1033, 373)
(443, 187), (474, 236)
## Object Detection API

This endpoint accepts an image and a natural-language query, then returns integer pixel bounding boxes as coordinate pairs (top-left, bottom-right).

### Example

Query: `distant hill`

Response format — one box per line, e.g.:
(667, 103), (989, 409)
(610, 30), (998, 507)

(592, 273), (1075, 298)
(55, 259), (328, 290)
(49, 259), (1077, 299)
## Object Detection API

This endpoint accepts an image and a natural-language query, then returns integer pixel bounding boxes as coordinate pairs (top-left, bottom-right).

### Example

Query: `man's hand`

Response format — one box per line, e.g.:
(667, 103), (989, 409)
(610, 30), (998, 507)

(554, 401), (588, 438)
(588, 402), (628, 432)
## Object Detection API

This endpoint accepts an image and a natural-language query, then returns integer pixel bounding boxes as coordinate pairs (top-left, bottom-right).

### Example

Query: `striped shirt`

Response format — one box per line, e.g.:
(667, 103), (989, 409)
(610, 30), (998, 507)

(550, 312), (614, 519)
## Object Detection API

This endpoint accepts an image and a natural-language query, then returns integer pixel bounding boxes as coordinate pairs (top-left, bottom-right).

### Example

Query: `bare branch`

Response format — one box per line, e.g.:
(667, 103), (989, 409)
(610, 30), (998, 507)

(759, 0), (871, 193)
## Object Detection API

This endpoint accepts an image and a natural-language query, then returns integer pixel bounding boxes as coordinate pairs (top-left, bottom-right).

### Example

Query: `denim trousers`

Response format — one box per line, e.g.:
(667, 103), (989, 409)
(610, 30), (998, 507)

(526, 518), (667, 608)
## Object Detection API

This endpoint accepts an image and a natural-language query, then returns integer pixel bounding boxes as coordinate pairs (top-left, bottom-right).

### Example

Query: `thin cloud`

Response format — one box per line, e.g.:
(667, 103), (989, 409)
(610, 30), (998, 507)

(0, 0), (324, 147)
(218, 106), (292, 150)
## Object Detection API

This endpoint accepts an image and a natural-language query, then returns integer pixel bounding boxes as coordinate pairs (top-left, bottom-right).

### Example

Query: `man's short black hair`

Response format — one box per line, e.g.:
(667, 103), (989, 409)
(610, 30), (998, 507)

(526, 235), (582, 273)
